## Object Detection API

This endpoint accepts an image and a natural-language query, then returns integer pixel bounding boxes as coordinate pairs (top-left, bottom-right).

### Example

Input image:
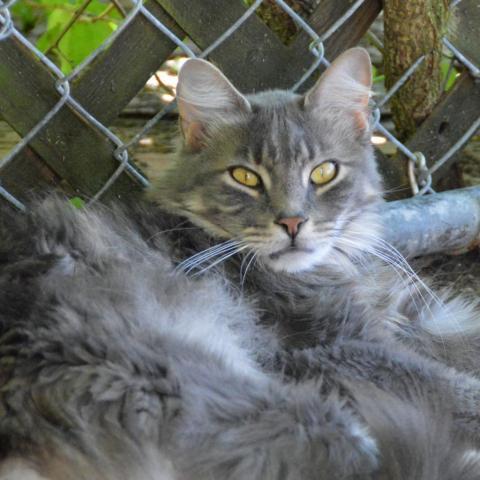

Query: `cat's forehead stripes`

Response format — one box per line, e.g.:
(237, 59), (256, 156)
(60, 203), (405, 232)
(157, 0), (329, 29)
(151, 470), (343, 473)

(247, 102), (319, 170)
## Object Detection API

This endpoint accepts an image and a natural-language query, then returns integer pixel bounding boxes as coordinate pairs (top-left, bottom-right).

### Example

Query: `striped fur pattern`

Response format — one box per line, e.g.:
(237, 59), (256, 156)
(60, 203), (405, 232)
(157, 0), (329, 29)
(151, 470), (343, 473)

(1, 49), (480, 479)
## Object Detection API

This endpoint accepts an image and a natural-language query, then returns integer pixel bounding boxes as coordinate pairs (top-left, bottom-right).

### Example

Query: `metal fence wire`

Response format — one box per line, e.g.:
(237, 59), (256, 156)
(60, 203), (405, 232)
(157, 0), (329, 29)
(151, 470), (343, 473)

(0, 0), (479, 212)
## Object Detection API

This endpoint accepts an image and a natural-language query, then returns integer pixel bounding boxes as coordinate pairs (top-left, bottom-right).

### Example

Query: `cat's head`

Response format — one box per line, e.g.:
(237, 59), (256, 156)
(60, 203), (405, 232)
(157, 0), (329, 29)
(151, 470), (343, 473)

(150, 48), (383, 273)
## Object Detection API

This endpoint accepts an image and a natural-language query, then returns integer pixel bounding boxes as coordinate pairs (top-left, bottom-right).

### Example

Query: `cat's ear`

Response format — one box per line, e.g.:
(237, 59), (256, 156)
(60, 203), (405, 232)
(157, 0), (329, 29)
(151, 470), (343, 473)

(304, 47), (372, 131)
(176, 59), (251, 151)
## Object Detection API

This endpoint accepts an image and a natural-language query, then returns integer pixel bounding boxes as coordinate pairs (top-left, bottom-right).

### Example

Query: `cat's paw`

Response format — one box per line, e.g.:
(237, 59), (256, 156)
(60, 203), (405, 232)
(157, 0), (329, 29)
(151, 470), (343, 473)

(120, 377), (181, 441)
(289, 385), (379, 477)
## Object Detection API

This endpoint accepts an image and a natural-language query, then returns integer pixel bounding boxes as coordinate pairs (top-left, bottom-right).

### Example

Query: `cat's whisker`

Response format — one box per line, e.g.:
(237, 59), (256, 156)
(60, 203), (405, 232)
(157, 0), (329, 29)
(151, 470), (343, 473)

(338, 231), (467, 346)
(368, 247), (429, 320)
(241, 251), (258, 287)
(358, 233), (449, 312)
(339, 235), (430, 308)
(364, 245), (459, 352)
(376, 239), (443, 302)
(340, 241), (431, 342)
(365, 237), (469, 342)
(378, 185), (413, 196)
(335, 235), (428, 326)
(340, 228), (436, 300)
(239, 250), (254, 281)
(146, 226), (201, 242)
(176, 239), (241, 272)
(192, 245), (249, 277)
(184, 244), (245, 274)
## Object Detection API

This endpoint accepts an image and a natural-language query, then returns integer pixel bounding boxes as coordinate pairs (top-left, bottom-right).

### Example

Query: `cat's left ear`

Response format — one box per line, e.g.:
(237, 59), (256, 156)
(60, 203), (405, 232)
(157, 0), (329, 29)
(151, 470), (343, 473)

(176, 59), (251, 152)
(304, 47), (372, 131)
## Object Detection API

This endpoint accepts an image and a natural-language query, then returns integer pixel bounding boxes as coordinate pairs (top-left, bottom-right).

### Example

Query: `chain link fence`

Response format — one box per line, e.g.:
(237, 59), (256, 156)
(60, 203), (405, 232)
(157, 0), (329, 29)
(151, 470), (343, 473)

(0, 0), (479, 213)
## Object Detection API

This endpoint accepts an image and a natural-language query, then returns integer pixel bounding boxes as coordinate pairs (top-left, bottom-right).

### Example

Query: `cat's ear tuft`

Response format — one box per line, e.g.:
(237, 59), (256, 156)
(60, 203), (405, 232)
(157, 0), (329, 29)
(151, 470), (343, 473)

(176, 59), (251, 152)
(304, 48), (372, 131)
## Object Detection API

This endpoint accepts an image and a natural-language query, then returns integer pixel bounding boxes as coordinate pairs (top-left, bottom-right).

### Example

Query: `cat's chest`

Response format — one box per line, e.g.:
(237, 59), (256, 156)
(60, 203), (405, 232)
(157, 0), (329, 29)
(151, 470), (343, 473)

(247, 276), (372, 349)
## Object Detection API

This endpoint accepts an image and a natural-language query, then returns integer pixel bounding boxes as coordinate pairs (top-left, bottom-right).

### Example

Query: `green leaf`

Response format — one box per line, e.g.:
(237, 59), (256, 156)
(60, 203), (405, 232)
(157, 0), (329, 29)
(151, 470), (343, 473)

(35, 0), (120, 73)
(440, 57), (459, 92)
(36, 8), (71, 52)
(11, 2), (38, 32)
(57, 20), (116, 73)
(69, 197), (85, 209)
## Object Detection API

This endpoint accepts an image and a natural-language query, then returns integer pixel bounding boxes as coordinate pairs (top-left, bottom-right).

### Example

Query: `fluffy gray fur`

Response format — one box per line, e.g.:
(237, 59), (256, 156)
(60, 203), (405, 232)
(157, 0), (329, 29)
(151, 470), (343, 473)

(1, 48), (480, 479)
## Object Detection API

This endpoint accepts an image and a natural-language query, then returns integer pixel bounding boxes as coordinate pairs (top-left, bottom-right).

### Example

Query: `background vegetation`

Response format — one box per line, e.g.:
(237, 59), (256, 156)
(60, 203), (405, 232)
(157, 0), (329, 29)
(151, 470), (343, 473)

(12, 0), (124, 73)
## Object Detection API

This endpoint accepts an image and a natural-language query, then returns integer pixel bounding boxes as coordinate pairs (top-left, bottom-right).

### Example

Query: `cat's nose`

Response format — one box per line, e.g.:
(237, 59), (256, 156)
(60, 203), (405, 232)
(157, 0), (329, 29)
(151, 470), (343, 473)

(275, 216), (308, 240)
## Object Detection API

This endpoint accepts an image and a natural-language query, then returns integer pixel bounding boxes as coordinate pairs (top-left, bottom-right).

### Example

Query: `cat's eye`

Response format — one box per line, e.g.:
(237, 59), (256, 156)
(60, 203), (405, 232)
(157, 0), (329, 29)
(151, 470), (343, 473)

(310, 161), (338, 186)
(230, 167), (261, 188)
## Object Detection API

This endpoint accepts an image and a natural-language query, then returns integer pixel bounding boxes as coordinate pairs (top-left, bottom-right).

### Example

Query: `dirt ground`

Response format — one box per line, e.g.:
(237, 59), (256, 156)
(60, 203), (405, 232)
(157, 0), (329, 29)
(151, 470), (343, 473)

(420, 250), (480, 297)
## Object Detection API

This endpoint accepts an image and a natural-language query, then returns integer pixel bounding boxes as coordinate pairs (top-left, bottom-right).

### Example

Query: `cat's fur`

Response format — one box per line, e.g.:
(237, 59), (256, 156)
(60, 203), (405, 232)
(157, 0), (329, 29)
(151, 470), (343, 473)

(1, 48), (480, 479)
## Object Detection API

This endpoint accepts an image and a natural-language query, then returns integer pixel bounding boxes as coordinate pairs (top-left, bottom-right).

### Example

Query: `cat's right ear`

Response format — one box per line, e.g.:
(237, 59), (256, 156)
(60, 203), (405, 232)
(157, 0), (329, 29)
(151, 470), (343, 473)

(176, 59), (251, 152)
(304, 47), (372, 132)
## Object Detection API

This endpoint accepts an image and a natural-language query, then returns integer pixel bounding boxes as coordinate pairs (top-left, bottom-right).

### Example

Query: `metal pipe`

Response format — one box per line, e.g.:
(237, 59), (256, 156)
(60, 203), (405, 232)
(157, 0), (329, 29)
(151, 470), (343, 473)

(381, 186), (480, 257)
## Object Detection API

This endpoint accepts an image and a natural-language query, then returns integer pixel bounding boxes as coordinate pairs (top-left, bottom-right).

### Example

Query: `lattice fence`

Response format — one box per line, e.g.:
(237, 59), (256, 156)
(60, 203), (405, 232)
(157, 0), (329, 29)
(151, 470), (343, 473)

(0, 0), (479, 212)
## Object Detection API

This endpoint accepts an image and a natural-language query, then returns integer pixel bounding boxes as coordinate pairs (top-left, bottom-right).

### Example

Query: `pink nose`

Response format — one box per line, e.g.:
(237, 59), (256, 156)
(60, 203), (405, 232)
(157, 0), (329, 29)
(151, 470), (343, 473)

(275, 216), (308, 239)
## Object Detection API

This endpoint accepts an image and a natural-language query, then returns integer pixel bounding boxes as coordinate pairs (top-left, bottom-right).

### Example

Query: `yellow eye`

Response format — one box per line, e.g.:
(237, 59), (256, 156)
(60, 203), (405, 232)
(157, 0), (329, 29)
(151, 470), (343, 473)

(310, 161), (338, 186)
(230, 167), (261, 188)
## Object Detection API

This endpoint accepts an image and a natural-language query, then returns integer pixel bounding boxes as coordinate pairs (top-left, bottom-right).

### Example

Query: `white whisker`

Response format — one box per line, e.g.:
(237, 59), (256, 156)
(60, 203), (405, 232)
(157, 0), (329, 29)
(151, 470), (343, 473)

(184, 244), (244, 274)
(192, 245), (249, 276)
(176, 239), (240, 272)
(241, 251), (257, 287)
(337, 228), (467, 346)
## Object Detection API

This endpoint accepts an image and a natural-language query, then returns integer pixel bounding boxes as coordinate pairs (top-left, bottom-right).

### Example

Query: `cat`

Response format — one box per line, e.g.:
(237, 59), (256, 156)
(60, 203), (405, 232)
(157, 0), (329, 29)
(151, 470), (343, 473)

(1, 47), (480, 480)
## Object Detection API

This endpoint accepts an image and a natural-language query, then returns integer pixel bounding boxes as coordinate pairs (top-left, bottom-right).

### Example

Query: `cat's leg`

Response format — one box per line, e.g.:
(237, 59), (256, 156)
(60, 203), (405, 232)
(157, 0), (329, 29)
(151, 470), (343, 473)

(170, 353), (379, 480)
(0, 334), (378, 480)
(283, 339), (480, 443)
(351, 385), (480, 480)
(0, 360), (181, 480)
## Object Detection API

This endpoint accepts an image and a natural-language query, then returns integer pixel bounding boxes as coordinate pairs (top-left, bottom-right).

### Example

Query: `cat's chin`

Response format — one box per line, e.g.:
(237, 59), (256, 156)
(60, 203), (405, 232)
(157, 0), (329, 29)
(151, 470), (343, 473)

(264, 247), (328, 273)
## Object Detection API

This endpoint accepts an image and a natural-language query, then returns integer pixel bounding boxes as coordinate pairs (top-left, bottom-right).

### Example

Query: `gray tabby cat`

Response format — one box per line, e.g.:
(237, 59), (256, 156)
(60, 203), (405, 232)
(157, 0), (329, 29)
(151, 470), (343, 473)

(1, 48), (480, 480)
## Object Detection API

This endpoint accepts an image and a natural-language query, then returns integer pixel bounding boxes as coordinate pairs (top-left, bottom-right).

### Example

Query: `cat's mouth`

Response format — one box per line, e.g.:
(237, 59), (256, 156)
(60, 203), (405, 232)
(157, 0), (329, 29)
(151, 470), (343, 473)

(269, 246), (314, 260)
(263, 241), (332, 273)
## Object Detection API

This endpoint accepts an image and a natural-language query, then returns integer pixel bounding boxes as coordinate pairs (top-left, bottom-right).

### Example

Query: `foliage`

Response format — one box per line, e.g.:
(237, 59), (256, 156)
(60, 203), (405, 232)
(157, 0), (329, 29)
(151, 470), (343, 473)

(12, 0), (459, 91)
(69, 196), (86, 209)
(12, 0), (123, 74)
(440, 57), (458, 91)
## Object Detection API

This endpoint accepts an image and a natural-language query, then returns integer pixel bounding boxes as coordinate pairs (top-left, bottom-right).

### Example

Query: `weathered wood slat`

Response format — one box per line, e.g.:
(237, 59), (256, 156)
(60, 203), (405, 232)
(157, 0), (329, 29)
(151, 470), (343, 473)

(157, 0), (381, 93)
(291, 0), (382, 88)
(0, 147), (63, 199)
(0, 0), (183, 201)
(3, 0), (473, 205)
(156, 0), (291, 92)
(378, 0), (480, 196)
(399, 73), (480, 188)
(450, 0), (480, 66)
(371, 74), (480, 198)
(0, 37), (142, 200)
(72, 0), (185, 122)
